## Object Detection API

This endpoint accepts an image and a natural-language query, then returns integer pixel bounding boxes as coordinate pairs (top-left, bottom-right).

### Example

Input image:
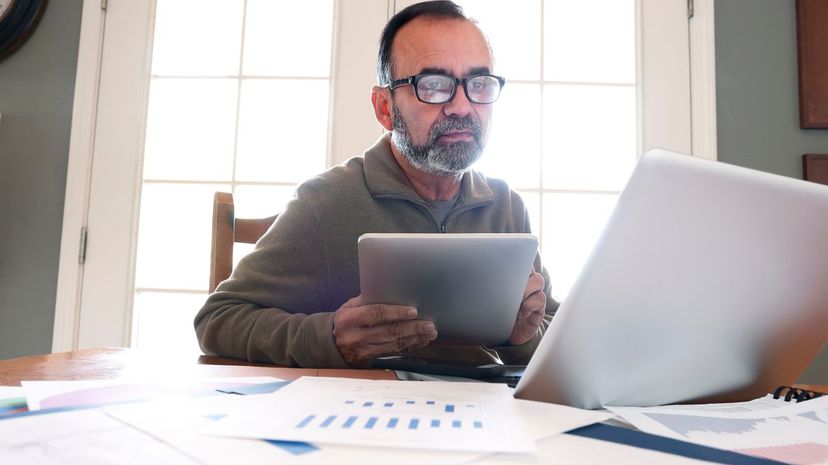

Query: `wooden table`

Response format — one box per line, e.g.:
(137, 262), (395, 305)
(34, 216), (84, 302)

(1, 348), (824, 397)
(0, 347), (396, 386)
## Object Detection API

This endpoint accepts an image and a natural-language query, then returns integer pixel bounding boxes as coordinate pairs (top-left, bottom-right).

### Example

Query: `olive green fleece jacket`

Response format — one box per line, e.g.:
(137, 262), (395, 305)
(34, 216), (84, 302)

(194, 135), (559, 368)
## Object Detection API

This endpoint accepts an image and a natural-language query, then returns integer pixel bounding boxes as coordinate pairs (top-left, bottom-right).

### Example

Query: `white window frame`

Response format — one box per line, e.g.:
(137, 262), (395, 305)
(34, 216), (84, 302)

(53, 0), (716, 352)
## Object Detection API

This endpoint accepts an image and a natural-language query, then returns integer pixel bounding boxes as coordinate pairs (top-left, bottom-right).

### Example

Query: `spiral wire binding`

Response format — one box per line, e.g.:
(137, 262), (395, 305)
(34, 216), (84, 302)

(772, 385), (826, 402)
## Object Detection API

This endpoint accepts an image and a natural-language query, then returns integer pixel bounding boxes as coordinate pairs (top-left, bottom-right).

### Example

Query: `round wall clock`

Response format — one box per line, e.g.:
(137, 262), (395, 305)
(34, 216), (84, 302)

(0, 0), (49, 63)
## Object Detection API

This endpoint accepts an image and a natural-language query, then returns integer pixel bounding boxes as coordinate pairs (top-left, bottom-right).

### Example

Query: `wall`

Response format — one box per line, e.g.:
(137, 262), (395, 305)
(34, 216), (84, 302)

(716, 0), (828, 175)
(0, 0), (83, 359)
(716, 0), (828, 384)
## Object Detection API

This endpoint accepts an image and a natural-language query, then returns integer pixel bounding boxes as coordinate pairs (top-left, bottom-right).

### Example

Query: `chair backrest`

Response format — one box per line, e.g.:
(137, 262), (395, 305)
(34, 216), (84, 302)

(210, 192), (278, 293)
(803, 154), (828, 185)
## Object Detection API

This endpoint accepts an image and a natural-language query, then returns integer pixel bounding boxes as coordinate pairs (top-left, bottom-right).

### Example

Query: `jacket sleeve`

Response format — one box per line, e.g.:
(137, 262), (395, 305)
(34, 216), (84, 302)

(194, 199), (349, 368)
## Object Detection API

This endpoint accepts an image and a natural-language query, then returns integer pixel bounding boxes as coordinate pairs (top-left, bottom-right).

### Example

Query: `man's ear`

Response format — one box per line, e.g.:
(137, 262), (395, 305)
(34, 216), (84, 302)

(371, 86), (394, 131)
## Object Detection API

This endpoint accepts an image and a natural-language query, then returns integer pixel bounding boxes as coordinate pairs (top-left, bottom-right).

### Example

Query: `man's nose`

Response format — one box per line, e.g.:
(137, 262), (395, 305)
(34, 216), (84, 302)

(442, 85), (474, 117)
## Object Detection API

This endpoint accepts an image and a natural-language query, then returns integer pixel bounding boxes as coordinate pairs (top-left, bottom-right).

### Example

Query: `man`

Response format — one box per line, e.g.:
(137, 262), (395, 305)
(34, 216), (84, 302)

(195, 1), (559, 368)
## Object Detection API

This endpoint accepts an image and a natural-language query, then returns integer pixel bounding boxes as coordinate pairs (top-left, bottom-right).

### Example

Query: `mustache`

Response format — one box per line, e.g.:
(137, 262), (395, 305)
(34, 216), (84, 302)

(429, 116), (483, 143)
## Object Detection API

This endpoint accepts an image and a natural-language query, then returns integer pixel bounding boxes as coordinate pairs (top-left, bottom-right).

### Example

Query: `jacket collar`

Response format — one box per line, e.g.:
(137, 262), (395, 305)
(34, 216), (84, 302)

(363, 135), (495, 206)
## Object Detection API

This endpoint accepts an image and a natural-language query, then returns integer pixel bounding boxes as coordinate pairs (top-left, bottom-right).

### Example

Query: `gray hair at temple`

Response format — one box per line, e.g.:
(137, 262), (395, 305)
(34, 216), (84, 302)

(376, 1), (469, 87)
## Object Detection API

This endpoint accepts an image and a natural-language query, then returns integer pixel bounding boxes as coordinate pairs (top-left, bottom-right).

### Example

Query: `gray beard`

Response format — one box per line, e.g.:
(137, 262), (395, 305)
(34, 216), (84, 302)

(390, 109), (485, 176)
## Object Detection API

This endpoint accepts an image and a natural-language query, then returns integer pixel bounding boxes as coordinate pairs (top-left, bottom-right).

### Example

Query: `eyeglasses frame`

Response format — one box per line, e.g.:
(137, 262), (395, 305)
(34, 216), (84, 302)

(388, 73), (506, 104)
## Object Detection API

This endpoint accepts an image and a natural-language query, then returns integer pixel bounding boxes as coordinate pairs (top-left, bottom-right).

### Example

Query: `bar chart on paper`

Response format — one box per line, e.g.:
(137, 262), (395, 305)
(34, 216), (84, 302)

(295, 398), (485, 432)
(609, 396), (828, 465)
(201, 377), (535, 453)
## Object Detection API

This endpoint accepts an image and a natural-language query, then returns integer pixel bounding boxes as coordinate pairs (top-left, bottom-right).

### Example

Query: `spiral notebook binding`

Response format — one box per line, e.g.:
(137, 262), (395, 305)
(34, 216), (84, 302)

(772, 385), (825, 402)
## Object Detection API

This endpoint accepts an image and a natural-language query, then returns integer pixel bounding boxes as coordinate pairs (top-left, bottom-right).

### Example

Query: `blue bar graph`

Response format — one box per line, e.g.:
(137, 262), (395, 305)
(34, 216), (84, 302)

(296, 414), (316, 428)
(292, 398), (490, 436)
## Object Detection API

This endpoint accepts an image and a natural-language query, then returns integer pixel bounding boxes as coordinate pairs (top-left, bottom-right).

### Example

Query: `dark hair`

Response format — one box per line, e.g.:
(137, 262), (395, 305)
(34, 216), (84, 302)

(377, 1), (468, 86)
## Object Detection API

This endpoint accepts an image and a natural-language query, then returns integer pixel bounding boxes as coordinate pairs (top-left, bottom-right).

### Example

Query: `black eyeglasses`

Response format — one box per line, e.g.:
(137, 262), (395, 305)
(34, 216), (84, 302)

(389, 73), (506, 104)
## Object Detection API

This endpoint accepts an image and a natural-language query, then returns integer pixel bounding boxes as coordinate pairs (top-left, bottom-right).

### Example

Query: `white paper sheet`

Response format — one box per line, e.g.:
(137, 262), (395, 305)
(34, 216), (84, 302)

(22, 376), (281, 410)
(201, 376), (535, 453)
(107, 380), (612, 465)
(472, 432), (721, 465)
(0, 386), (24, 397)
(0, 408), (198, 465)
(107, 395), (482, 465)
(608, 395), (828, 465)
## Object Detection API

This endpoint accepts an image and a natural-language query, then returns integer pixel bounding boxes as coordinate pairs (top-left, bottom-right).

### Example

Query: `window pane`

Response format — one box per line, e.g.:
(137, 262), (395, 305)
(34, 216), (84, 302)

(475, 83), (542, 189)
(542, 84), (636, 190)
(517, 191), (541, 239)
(243, 0), (334, 77)
(233, 185), (296, 218)
(456, 0), (541, 80)
(135, 183), (231, 290)
(152, 0), (244, 76)
(229, 243), (256, 273)
(143, 79), (238, 181)
(544, 0), (635, 83)
(235, 79), (329, 183)
(542, 193), (617, 300)
(132, 291), (205, 358)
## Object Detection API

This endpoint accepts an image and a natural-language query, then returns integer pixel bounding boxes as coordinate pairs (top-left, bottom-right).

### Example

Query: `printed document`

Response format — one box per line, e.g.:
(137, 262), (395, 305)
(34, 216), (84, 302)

(200, 376), (535, 453)
(608, 396), (828, 465)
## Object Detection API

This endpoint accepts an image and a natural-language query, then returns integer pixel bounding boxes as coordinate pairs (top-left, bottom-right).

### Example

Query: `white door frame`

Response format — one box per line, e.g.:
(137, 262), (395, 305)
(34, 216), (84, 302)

(52, 0), (717, 352)
(52, 0), (106, 352)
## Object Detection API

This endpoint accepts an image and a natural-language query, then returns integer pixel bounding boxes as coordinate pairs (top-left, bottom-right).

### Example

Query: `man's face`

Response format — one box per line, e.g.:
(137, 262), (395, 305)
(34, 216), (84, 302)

(388, 18), (495, 176)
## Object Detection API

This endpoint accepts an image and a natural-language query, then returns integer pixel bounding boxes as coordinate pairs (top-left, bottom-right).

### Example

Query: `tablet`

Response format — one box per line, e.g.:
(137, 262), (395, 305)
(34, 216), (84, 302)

(358, 233), (538, 346)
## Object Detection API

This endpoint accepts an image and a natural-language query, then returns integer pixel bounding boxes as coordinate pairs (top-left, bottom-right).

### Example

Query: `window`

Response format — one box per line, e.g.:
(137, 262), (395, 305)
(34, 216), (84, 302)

(131, 0), (335, 356)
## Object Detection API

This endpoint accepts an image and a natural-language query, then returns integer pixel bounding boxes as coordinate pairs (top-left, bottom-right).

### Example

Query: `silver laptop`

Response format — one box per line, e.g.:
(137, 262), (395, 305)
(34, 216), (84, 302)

(514, 149), (828, 409)
(358, 233), (538, 346)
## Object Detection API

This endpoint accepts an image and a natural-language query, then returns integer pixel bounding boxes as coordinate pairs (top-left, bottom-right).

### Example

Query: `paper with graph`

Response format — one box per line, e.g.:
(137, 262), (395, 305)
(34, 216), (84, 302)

(200, 376), (535, 453)
(608, 395), (828, 465)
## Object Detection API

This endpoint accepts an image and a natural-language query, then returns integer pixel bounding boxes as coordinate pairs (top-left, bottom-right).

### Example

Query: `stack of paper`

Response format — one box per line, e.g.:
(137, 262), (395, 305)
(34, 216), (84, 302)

(0, 376), (614, 465)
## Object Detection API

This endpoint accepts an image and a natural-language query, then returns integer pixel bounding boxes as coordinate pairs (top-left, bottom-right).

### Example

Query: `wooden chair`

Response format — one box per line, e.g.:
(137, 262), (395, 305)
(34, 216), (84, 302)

(210, 192), (278, 293)
(803, 154), (828, 185)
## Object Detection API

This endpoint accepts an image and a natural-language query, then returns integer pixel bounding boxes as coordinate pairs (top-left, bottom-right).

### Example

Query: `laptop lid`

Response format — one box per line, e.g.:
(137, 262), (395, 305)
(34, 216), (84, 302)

(358, 233), (538, 347)
(514, 149), (828, 409)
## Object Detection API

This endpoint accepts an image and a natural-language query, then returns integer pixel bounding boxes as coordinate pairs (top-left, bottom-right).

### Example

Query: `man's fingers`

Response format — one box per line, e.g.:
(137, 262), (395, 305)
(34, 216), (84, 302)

(519, 289), (546, 316)
(522, 272), (545, 300)
(360, 320), (437, 345)
(351, 304), (419, 327)
(334, 302), (418, 333)
(356, 334), (437, 361)
(338, 320), (436, 348)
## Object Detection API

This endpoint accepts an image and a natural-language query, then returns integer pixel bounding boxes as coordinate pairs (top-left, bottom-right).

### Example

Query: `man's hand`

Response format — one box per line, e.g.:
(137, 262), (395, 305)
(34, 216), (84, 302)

(333, 295), (438, 366)
(510, 272), (547, 346)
